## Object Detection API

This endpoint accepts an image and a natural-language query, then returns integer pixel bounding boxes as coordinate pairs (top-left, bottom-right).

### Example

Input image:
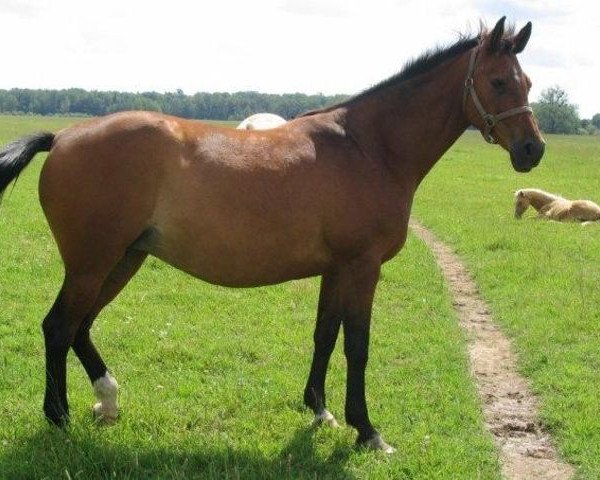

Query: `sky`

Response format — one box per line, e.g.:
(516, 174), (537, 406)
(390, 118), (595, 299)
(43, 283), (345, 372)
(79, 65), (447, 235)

(1, 0), (599, 118)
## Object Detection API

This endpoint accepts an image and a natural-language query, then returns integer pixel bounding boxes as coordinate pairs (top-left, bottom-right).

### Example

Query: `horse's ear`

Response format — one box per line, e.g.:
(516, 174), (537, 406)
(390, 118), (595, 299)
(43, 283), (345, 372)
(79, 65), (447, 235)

(512, 22), (532, 54)
(487, 16), (506, 53)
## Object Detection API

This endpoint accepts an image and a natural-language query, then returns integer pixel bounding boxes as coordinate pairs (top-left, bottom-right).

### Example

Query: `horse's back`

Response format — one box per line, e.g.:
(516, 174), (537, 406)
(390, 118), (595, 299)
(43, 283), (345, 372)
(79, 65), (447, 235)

(571, 200), (600, 221)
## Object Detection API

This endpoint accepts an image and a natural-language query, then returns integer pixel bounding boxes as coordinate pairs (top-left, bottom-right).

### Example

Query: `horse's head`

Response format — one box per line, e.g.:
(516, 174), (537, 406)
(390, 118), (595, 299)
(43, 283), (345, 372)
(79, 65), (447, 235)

(514, 190), (530, 218)
(464, 17), (545, 173)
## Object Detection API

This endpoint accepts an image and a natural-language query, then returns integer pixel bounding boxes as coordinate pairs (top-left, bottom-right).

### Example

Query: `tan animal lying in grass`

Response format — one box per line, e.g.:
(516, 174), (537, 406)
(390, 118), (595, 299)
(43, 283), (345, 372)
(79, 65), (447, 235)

(514, 188), (600, 222)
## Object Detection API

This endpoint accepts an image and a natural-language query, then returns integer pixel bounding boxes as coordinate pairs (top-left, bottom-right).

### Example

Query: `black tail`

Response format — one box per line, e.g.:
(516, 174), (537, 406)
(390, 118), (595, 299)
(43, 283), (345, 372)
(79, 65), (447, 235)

(0, 132), (55, 195)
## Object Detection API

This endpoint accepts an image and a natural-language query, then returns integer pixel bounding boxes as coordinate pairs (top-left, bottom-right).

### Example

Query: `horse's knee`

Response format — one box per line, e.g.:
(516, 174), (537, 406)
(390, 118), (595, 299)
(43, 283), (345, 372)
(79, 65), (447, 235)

(93, 372), (119, 424)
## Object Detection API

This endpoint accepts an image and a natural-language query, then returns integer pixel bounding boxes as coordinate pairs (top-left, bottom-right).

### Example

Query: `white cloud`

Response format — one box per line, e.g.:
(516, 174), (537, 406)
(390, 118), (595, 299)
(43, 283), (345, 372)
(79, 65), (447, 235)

(1, 0), (42, 18)
(279, 0), (358, 18)
(0, 0), (598, 117)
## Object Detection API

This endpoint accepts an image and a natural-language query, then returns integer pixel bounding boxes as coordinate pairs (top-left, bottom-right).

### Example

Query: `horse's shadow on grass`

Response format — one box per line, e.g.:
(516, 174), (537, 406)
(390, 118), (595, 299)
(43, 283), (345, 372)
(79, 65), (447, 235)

(1, 423), (357, 479)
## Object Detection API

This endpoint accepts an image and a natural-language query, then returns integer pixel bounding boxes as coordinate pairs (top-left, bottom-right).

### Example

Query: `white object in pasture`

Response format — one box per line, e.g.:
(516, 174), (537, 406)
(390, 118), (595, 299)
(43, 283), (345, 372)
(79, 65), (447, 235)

(514, 188), (600, 222)
(236, 113), (286, 130)
(93, 371), (119, 423)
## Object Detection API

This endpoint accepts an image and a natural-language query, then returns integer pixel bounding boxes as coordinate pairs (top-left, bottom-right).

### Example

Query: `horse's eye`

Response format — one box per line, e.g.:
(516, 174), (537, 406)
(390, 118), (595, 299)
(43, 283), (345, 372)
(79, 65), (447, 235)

(491, 78), (507, 91)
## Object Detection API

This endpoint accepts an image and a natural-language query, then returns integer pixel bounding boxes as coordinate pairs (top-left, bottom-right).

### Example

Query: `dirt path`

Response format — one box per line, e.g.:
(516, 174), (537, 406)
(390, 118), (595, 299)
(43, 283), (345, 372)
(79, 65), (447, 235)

(410, 220), (574, 480)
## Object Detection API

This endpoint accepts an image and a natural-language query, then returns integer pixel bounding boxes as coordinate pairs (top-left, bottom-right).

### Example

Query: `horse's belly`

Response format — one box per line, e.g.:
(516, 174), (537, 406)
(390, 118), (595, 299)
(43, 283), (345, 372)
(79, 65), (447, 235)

(143, 220), (331, 287)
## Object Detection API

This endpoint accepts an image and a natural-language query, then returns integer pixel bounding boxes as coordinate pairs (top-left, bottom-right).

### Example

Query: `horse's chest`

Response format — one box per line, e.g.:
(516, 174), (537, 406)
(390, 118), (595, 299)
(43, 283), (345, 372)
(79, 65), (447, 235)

(325, 195), (410, 262)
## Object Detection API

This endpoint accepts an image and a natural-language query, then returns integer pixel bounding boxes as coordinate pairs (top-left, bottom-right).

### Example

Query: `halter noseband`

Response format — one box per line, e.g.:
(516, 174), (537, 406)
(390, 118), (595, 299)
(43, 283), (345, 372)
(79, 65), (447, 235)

(463, 47), (533, 144)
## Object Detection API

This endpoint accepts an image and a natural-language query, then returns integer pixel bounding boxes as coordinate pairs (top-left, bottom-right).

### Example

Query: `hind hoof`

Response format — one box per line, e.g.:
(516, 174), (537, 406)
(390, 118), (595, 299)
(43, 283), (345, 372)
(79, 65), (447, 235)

(311, 409), (340, 428)
(92, 372), (119, 425)
(360, 434), (396, 454)
(93, 402), (118, 425)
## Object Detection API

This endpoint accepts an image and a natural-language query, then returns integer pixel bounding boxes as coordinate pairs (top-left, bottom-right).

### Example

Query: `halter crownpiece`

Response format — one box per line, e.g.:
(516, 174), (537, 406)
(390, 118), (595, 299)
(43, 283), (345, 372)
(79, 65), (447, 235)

(463, 46), (533, 144)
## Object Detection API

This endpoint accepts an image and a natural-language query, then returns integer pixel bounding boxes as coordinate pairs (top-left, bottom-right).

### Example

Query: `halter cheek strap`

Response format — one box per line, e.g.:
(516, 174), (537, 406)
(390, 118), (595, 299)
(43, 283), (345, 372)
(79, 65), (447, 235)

(463, 47), (533, 144)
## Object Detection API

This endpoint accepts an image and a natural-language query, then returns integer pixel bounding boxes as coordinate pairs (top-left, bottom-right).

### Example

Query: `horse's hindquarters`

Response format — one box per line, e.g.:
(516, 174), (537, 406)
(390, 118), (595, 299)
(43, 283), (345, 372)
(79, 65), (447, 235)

(38, 114), (175, 275)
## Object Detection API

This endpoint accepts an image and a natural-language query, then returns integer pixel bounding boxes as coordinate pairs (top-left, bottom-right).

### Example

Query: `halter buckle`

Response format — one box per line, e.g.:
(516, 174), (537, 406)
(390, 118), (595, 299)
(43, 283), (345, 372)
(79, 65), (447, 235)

(483, 114), (496, 128)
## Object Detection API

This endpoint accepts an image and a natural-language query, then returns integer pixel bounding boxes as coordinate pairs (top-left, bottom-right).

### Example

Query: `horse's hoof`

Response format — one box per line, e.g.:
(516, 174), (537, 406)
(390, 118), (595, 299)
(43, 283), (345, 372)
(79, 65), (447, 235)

(311, 409), (340, 428)
(360, 434), (396, 454)
(92, 402), (118, 425)
(45, 413), (69, 428)
(44, 403), (70, 428)
(92, 372), (119, 425)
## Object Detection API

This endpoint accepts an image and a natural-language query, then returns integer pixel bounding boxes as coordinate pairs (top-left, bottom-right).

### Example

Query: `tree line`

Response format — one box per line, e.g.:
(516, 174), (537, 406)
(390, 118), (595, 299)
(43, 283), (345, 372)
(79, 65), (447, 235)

(530, 86), (598, 135)
(0, 86), (597, 135)
(0, 88), (349, 121)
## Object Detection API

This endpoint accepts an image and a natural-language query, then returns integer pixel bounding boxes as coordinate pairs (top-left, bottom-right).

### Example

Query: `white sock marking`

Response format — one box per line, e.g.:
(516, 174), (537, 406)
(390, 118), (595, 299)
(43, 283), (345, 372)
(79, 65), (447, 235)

(92, 372), (119, 422)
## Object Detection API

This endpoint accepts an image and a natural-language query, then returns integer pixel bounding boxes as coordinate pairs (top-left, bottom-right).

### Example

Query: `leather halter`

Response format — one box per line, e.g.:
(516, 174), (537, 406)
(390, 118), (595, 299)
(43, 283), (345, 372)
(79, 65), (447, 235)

(463, 47), (533, 144)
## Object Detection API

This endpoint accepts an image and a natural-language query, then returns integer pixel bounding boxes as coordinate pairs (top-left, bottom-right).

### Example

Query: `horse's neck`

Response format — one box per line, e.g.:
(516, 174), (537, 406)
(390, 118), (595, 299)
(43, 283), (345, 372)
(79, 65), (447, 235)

(345, 53), (470, 188)
(527, 190), (559, 211)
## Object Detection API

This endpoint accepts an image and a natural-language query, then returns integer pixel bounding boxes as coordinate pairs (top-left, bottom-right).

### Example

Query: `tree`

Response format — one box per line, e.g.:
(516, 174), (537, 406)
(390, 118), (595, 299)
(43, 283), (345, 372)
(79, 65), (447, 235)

(579, 119), (597, 135)
(0, 91), (19, 112)
(591, 113), (600, 129)
(531, 86), (580, 134)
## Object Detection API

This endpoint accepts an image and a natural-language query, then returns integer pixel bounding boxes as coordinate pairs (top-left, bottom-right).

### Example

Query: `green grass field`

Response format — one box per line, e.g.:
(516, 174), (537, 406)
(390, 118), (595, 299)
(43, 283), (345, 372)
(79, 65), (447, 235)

(413, 131), (600, 480)
(0, 115), (597, 479)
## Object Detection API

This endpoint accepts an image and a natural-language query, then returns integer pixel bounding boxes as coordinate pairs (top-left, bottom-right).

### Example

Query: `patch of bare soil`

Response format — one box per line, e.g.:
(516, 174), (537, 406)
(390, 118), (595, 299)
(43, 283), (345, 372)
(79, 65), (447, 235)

(410, 220), (574, 480)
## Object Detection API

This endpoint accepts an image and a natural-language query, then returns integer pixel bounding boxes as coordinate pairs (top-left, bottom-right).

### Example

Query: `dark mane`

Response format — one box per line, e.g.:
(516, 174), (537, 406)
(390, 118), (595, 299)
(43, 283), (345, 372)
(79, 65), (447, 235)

(297, 35), (479, 118)
(297, 22), (521, 119)
(356, 36), (479, 97)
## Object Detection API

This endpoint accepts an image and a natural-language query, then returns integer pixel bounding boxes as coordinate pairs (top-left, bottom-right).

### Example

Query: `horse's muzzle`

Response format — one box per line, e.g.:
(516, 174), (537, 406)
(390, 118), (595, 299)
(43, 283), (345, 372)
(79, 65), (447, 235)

(510, 138), (545, 172)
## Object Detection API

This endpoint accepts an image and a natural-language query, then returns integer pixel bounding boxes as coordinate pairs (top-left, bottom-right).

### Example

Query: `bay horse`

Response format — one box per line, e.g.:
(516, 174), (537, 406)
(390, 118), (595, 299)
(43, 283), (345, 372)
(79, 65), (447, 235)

(0, 17), (543, 453)
(515, 188), (600, 222)
(236, 113), (287, 130)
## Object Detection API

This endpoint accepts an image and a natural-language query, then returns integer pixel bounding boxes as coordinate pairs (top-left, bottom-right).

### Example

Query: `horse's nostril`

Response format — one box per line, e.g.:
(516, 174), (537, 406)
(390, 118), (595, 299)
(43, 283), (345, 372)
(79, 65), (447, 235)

(524, 142), (533, 157)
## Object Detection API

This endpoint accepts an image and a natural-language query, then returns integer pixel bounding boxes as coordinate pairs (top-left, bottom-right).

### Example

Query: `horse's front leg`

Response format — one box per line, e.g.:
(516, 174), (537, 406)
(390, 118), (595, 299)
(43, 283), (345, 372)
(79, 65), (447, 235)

(340, 259), (395, 453)
(306, 257), (394, 452)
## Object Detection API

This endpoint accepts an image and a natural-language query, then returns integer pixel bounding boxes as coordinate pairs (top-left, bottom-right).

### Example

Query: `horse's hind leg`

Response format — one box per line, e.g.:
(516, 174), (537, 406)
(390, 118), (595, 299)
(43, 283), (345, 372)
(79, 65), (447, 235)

(72, 248), (147, 424)
(43, 274), (104, 426)
(304, 272), (342, 427)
